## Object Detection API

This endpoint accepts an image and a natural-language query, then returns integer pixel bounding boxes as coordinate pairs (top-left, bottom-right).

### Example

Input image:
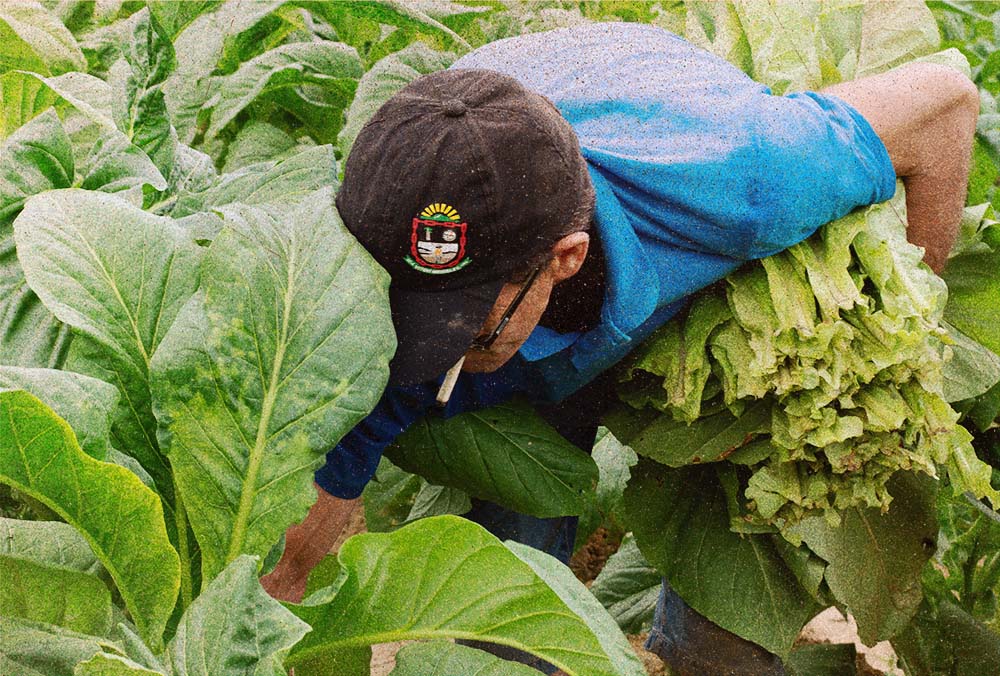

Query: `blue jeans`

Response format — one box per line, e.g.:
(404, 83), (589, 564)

(460, 370), (785, 675)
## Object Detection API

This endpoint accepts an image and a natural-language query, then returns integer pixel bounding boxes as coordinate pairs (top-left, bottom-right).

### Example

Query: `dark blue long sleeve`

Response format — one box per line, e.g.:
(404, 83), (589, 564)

(314, 356), (537, 498)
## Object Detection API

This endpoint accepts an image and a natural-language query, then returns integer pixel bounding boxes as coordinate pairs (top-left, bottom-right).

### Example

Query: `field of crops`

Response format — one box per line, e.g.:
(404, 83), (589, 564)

(1, 1), (999, 675)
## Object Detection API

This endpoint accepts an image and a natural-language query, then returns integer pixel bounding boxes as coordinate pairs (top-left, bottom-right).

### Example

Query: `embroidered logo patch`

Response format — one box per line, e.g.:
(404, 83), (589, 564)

(405, 203), (470, 274)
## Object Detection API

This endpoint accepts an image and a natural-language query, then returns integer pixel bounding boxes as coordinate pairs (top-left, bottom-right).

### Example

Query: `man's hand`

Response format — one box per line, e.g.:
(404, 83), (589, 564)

(260, 484), (359, 603)
(819, 62), (980, 273)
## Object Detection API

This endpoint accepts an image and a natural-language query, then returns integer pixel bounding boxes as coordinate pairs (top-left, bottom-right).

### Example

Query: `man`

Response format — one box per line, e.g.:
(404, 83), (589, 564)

(262, 22), (978, 674)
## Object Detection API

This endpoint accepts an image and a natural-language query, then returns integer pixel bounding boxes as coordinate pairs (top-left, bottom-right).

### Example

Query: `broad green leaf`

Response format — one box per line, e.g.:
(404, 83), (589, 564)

(362, 456), (424, 533)
(147, 1), (221, 39)
(75, 652), (165, 676)
(386, 399), (599, 518)
(407, 481), (471, 522)
(170, 145), (337, 217)
(940, 321), (1000, 403)
(588, 533), (661, 634)
(893, 600), (1000, 676)
(166, 556), (309, 676)
(0, 389), (179, 650)
(14, 189), (204, 501)
(163, 1), (285, 142)
(0, 554), (113, 636)
(0, 517), (101, 574)
(0, 108), (73, 225)
(0, 1), (86, 76)
(78, 127), (167, 194)
(204, 41), (363, 142)
(0, 108), (73, 369)
(0, 70), (59, 139)
(943, 225), (1000, 357)
(221, 121), (301, 173)
(0, 616), (118, 676)
(603, 399), (771, 467)
(624, 460), (821, 657)
(286, 515), (646, 676)
(853, 1), (940, 79)
(150, 189), (394, 580)
(389, 641), (541, 676)
(337, 41), (455, 159)
(0, 366), (118, 460)
(26, 71), (117, 130)
(576, 429), (637, 549)
(793, 472), (937, 645)
(786, 643), (857, 676)
(111, 8), (177, 177)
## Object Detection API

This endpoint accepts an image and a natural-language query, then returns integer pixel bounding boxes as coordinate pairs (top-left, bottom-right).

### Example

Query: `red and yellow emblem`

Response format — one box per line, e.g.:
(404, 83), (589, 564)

(405, 203), (470, 274)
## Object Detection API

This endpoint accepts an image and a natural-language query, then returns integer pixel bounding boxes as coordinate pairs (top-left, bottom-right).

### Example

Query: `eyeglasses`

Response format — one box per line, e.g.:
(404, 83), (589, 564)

(468, 264), (544, 351)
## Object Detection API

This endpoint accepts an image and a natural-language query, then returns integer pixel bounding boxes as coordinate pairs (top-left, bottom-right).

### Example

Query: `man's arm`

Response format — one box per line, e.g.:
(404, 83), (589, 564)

(818, 62), (980, 273)
(260, 484), (358, 602)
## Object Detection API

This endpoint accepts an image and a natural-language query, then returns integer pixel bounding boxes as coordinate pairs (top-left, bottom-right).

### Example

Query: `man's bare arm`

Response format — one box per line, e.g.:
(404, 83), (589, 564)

(260, 484), (359, 603)
(819, 62), (979, 273)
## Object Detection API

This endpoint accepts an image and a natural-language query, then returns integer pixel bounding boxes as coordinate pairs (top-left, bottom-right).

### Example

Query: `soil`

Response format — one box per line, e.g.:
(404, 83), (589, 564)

(570, 527), (623, 584)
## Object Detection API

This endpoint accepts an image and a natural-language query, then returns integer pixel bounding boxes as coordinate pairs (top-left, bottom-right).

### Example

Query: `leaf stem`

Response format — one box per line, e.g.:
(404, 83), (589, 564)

(174, 487), (193, 610)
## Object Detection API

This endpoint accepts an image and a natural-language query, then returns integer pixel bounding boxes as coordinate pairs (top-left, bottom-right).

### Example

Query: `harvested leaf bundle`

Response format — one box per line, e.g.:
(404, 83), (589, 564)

(615, 188), (999, 531)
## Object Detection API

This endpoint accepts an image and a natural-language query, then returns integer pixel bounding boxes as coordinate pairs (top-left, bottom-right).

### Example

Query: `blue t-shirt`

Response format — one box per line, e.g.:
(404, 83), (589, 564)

(315, 22), (897, 499)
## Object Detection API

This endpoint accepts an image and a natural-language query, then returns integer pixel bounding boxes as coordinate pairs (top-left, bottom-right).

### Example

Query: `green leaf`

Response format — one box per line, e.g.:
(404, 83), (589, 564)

(361, 456), (423, 533)
(0, 389), (179, 650)
(893, 600), (1000, 676)
(407, 482), (471, 522)
(576, 429), (637, 549)
(147, 1), (221, 39)
(793, 472), (937, 645)
(220, 121), (301, 172)
(0, 109), (74, 381)
(337, 41), (454, 160)
(0, 517), (102, 574)
(14, 189), (204, 501)
(786, 643), (857, 676)
(588, 533), (661, 634)
(941, 321), (1000, 403)
(0, 108), (73, 225)
(166, 555), (309, 676)
(390, 641), (545, 676)
(0, 1), (86, 76)
(0, 70), (59, 139)
(27, 71), (117, 131)
(150, 189), (394, 580)
(943, 225), (1000, 357)
(204, 40), (363, 142)
(111, 8), (177, 177)
(75, 652), (165, 676)
(0, 616), (118, 676)
(386, 399), (599, 518)
(603, 399), (771, 467)
(170, 145), (337, 217)
(0, 366), (118, 461)
(0, 554), (113, 636)
(163, 1), (287, 142)
(78, 128), (168, 194)
(624, 459), (820, 657)
(286, 515), (646, 676)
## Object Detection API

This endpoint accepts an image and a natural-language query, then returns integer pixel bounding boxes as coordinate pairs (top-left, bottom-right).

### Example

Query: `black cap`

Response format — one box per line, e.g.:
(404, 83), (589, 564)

(336, 68), (592, 386)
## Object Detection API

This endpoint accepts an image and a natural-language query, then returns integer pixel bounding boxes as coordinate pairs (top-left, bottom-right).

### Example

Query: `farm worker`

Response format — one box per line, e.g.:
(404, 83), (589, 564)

(262, 22), (978, 675)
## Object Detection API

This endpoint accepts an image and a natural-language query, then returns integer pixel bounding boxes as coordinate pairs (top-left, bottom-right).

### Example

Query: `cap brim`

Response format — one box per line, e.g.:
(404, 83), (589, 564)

(387, 277), (506, 387)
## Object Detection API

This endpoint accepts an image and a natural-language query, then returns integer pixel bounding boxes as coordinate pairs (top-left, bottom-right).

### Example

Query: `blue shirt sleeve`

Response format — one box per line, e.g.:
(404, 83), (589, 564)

(740, 90), (897, 259)
(314, 357), (536, 498)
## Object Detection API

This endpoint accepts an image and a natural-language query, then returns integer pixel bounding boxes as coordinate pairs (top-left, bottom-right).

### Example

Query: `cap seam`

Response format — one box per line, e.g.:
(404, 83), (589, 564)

(481, 104), (579, 185)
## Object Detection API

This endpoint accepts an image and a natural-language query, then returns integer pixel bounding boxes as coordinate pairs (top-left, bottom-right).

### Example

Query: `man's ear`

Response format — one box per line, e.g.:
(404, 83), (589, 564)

(548, 232), (590, 284)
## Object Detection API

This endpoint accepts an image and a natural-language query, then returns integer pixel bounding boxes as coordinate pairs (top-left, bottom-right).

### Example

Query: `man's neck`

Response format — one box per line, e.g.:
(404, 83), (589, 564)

(538, 226), (605, 334)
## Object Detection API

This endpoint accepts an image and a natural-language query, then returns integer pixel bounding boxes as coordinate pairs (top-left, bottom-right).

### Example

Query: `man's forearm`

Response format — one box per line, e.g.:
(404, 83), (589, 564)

(819, 62), (979, 272)
(260, 483), (359, 602)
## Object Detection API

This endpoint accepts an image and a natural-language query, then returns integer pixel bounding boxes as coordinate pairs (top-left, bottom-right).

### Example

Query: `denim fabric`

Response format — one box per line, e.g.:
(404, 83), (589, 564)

(645, 580), (786, 676)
